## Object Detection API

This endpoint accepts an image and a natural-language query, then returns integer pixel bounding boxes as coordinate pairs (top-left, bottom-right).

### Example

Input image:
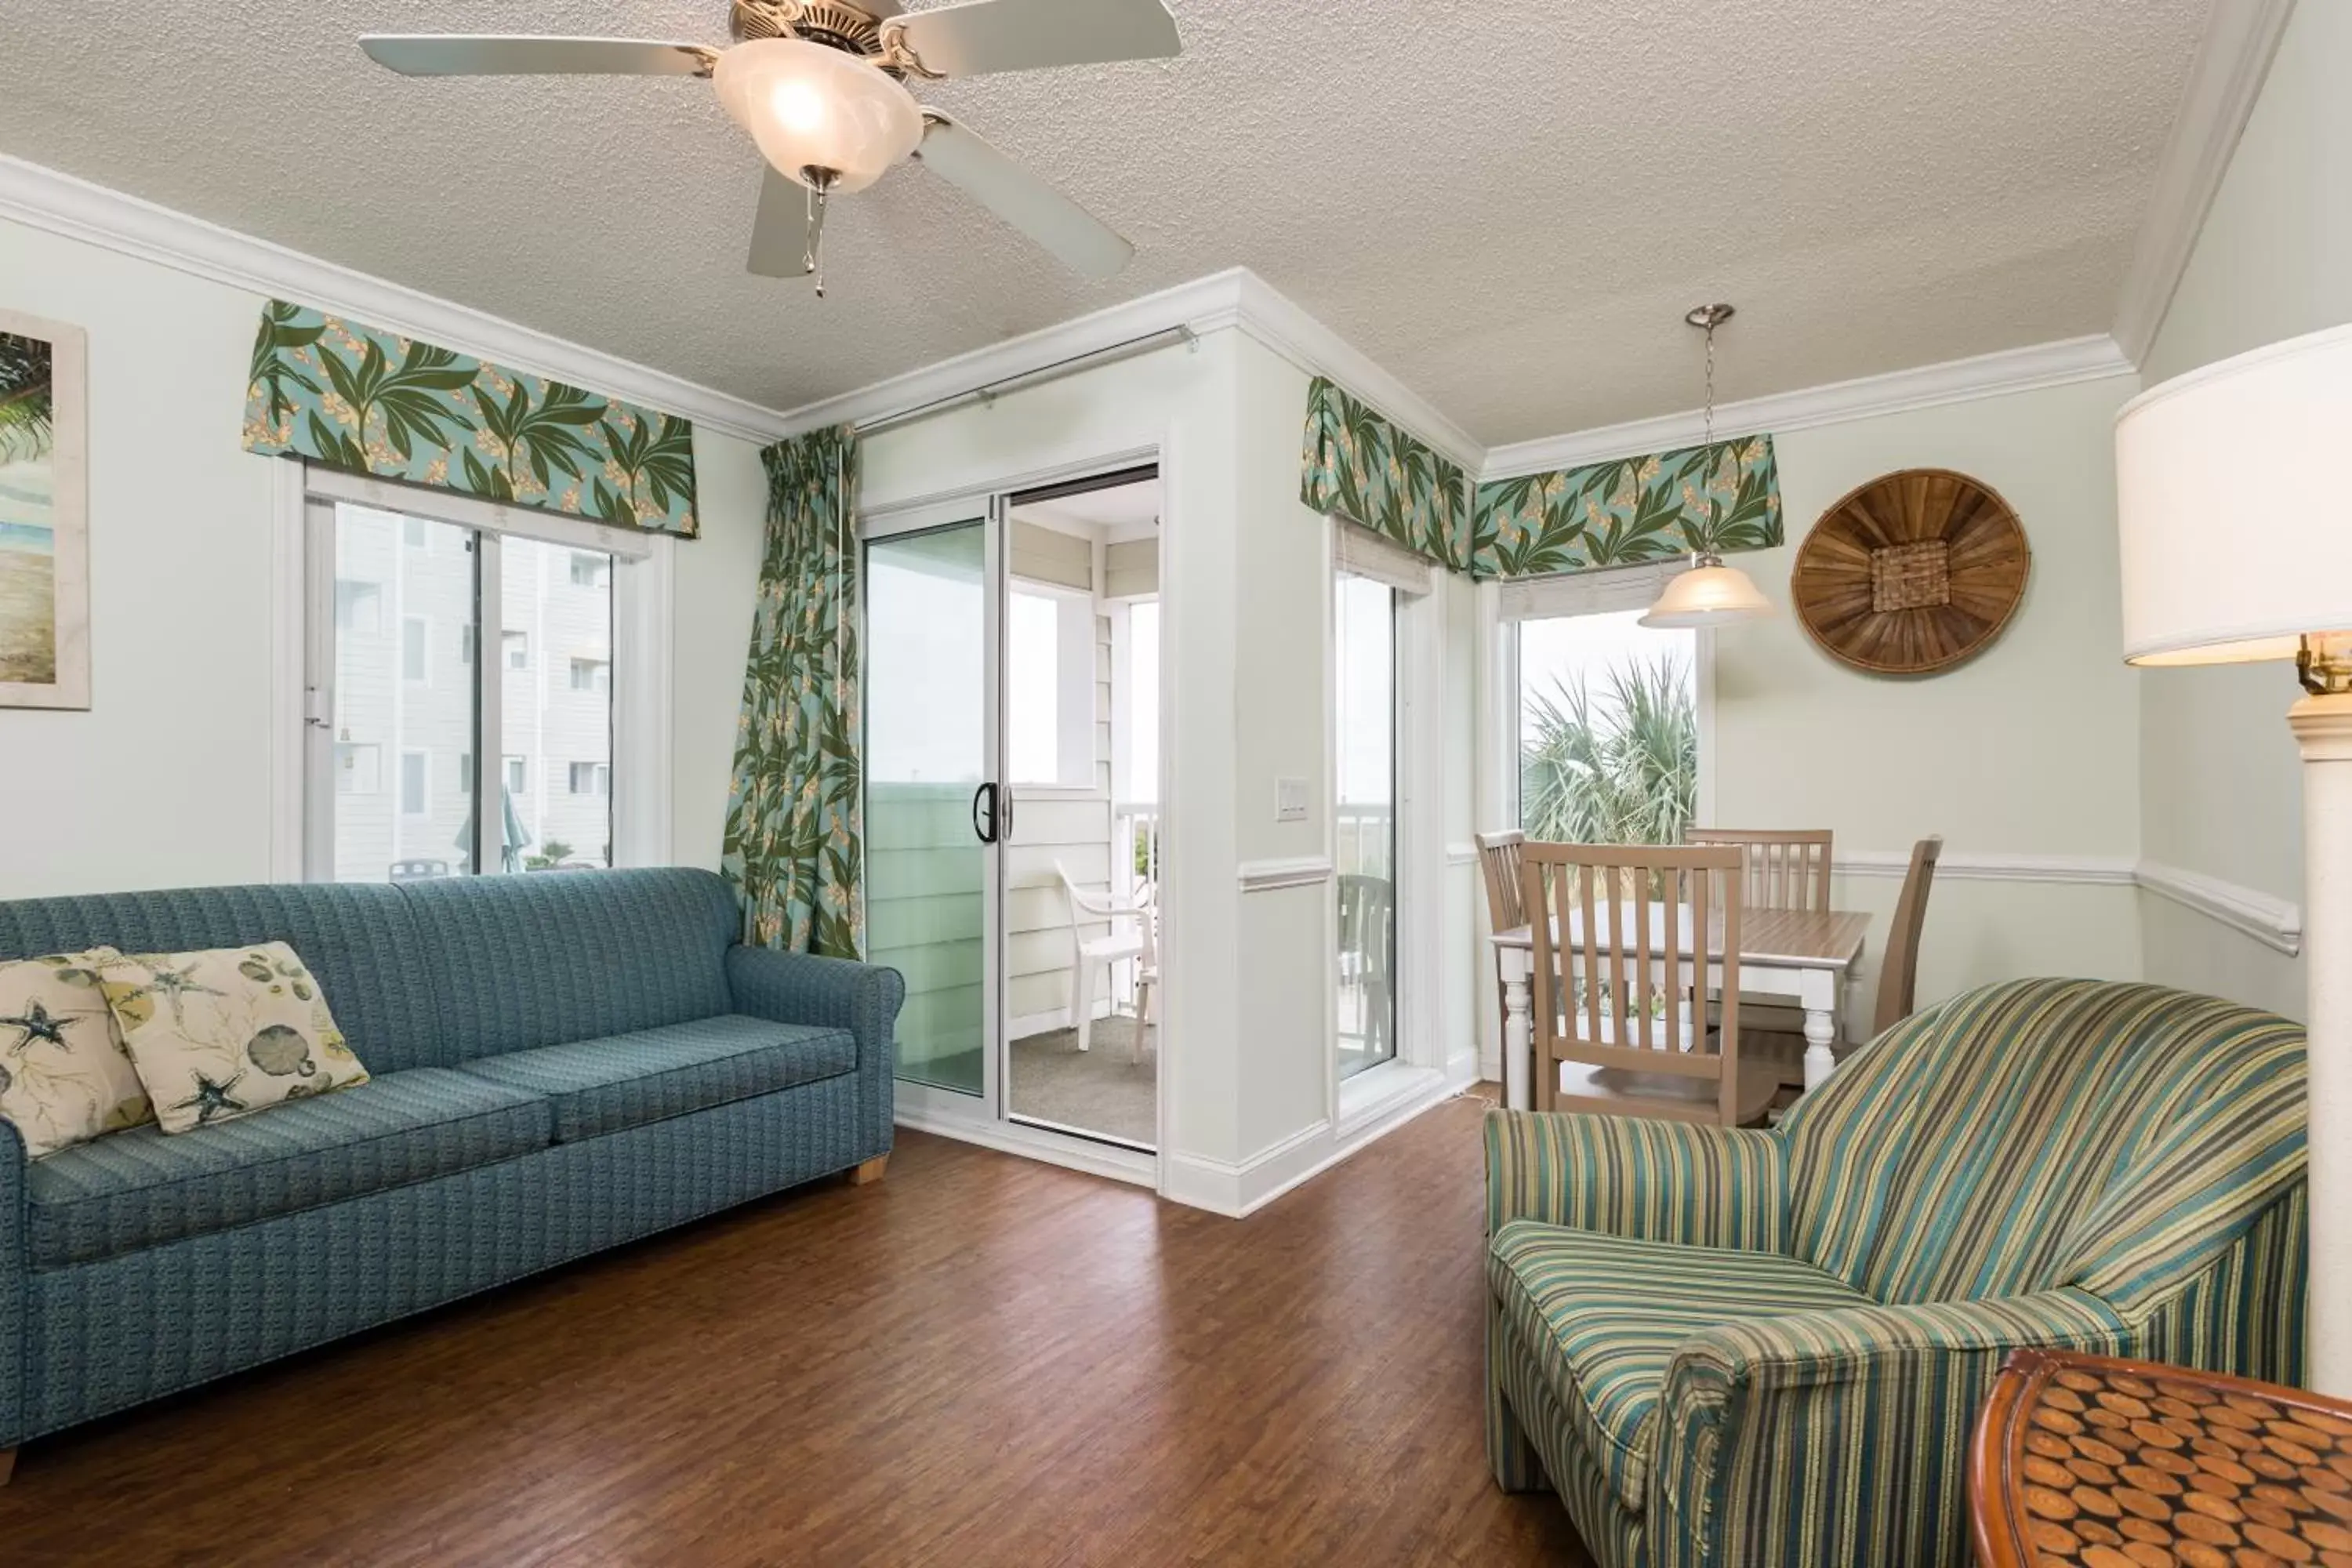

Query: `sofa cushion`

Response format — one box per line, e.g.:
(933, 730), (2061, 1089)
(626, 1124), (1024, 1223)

(398, 869), (739, 1062)
(1487, 1219), (1870, 1515)
(0, 883), (435, 1071)
(452, 1014), (857, 1143)
(25, 1069), (550, 1267)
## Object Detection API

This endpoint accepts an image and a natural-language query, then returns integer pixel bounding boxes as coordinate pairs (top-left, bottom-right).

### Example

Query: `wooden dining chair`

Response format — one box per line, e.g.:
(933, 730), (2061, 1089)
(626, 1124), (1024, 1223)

(1475, 830), (1526, 1040)
(1743, 834), (1944, 1083)
(1518, 840), (1779, 1127)
(1686, 826), (1835, 1079)
(1684, 826), (1835, 912)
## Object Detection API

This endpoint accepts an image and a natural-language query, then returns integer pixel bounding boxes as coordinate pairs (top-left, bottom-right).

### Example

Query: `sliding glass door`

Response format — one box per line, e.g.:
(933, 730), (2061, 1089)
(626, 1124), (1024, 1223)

(864, 512), (997, 1099)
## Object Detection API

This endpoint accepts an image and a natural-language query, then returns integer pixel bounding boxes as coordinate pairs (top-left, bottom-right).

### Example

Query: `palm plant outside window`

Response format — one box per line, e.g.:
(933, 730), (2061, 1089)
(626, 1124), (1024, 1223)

(1518, 610), (1697, 848)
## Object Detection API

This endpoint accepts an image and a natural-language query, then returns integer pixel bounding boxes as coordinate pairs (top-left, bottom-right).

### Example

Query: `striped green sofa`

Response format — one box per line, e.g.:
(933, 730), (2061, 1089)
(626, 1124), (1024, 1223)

(1483, 978), (2307, 1568)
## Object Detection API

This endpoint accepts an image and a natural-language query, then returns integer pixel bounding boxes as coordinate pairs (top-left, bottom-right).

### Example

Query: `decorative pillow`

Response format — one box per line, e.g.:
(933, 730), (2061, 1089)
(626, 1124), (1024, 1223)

(99, 943), (368, 1134)
(0, 947), (153, 1158)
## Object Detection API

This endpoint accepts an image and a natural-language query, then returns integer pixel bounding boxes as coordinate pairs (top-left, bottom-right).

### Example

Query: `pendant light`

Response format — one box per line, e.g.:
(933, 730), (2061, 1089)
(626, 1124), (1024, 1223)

(1639, 303), (1774, 629)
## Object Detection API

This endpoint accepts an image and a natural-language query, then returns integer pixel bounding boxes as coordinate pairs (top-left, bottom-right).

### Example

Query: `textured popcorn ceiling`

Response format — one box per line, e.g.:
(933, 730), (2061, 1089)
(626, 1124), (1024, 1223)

(0, 0), (2208, 443)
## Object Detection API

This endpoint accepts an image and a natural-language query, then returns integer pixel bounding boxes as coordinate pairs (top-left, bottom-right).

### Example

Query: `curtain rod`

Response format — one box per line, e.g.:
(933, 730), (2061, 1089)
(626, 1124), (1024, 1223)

(857, 324), (1200, 437)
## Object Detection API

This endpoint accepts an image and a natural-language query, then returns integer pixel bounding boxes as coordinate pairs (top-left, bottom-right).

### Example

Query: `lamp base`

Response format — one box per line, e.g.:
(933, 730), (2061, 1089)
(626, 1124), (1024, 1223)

(2292, 689), (2352, 1396)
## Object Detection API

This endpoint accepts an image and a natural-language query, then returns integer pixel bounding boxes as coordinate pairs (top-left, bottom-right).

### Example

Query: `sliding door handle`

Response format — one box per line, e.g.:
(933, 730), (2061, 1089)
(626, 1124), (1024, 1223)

(1000, 783), (1015, 840)
(971, 782), (999, 844)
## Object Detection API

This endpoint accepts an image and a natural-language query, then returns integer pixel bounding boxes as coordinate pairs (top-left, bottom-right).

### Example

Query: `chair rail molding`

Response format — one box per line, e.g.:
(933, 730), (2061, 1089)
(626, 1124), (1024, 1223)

(1237, 856), (1336, 893)
(2108, 0), (2297, 364)
(0, 154), (791, 445)
(1834, 850), (2139, 886)
(2137, 859), (2303, 956)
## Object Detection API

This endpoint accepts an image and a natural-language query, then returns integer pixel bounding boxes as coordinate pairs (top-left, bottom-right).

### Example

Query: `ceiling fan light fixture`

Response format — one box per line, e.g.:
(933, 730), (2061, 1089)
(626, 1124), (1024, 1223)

(713, 37), (921, 193)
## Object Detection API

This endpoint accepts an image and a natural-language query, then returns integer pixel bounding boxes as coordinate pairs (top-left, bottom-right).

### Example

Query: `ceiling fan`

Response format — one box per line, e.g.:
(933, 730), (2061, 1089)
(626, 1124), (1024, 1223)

(359, 0), (1181, 295)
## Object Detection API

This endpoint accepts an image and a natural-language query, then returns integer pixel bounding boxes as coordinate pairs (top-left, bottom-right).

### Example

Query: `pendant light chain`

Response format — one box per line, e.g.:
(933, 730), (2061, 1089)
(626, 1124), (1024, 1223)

(1703, 318), (1716, 446)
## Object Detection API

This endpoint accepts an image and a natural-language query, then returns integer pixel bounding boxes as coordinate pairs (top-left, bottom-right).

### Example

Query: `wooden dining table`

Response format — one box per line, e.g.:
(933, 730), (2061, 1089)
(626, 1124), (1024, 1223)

(1490, 903), (1872, 1112)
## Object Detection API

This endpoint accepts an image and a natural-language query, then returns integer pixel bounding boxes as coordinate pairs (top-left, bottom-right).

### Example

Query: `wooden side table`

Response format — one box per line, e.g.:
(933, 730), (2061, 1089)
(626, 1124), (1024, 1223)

(1971, 1348), (2352, 1566)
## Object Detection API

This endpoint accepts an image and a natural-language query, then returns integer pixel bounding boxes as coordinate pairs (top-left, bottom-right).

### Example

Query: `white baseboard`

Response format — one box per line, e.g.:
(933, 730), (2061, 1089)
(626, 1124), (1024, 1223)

(1160, 1065), (1466, 1218)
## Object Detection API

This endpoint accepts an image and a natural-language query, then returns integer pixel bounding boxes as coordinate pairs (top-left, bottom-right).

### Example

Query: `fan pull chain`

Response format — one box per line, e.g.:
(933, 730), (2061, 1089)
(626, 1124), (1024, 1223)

(803, 177), (830, 299)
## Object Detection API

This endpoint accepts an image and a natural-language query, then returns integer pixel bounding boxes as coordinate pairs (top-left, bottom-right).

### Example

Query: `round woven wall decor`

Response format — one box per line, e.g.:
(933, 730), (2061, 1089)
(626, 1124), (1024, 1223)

(1791, 467), (2030, 676)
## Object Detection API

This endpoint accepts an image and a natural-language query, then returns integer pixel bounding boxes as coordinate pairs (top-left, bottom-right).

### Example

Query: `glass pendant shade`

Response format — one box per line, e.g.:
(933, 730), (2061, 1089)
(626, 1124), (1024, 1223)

(1639, 557), (1774, 628)
(713, 38), (924, 194)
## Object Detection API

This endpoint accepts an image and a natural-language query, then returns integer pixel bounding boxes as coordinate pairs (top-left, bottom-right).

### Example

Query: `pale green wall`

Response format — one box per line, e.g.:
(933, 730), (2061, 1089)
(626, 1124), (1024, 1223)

(2132, 0), (2352, 1018)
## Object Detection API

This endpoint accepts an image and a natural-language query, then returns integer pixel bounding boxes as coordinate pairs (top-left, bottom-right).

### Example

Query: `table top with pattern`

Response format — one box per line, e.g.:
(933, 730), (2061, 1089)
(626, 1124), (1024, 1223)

(1971, 1347), (2352, 1567)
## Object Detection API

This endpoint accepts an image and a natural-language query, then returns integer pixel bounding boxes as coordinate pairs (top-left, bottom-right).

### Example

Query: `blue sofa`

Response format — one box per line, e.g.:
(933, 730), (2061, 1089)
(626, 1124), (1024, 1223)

(0, 868), (902, 1471)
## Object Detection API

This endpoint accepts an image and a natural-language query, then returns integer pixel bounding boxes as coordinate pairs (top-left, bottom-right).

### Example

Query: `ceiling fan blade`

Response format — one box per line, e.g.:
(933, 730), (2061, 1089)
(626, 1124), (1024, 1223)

(746, 166), (815, 279)
(913, 112), (1133, 279)
(891, 0), (1178, 78)
(358, 35), (714, 78)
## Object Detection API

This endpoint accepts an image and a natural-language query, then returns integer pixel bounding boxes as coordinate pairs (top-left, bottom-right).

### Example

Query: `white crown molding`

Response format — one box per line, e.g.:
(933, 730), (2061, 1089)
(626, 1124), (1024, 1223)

(2110, 0), (2296, 366)
(1834, 851), (2139, 887)
(1236, 855), (1335, 893)
(1479, 334), (2136, 481)
(772, 265), (1485, 470)
(774, 268), (1250, 437)
(2136, 858), (2303, 956)
(0, 154), (794, 446)
(1227, 270), (1484, 470)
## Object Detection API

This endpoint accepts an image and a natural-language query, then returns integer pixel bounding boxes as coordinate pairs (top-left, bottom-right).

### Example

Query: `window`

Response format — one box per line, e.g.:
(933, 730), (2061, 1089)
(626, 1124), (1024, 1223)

(1007, 585), (1095, 787)
(309, 499), (627, 884)
(401, 616), (429, 683)
(398, 750), (428, 816)
(335, 742), (380, 795)
(1515, 608), (1697, 845)
(1335, 569), (1397, 1080)
(1124, 600), (1160, 804)
(334, 579), (380, 634)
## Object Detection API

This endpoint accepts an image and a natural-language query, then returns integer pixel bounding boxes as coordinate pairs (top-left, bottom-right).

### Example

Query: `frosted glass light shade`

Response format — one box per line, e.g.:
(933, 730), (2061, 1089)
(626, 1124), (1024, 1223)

(713, 38), (923, 194)
(2116, 322), (2352, 666)
(1638, 559), (1773, 628)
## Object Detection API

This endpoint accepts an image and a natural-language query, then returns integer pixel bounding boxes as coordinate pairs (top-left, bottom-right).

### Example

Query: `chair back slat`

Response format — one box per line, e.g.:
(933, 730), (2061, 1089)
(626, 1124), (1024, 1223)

(1686, 827), (1835, 913)
(1872, 835), (1944, 1034)
(1476, 830), (1526, 931)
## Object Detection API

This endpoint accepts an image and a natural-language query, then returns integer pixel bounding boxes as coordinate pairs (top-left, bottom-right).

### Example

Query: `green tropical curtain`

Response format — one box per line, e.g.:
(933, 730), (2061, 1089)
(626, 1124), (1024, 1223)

(1469, 434), (1780, 579)
(1299, 376), (1470, 572)
(242, 299), (698, 537)
(721, 426), (862, 958)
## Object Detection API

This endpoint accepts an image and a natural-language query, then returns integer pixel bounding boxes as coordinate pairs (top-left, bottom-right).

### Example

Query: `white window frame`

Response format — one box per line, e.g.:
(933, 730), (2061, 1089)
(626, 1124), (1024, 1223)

(283, 464), (672, 882)
(1326, 520), (1447, 1133)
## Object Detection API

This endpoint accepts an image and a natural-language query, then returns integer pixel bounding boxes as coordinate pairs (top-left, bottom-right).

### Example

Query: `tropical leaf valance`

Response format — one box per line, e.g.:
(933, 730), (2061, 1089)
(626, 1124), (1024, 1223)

(1299, 376), (1469, 572)
(1470, 434), (1780, 580)
(241, 300), (698, 537)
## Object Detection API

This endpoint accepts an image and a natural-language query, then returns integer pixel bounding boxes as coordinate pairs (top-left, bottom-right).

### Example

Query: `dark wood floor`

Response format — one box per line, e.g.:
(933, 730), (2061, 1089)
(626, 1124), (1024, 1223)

(0, 1091), (1593, 1566)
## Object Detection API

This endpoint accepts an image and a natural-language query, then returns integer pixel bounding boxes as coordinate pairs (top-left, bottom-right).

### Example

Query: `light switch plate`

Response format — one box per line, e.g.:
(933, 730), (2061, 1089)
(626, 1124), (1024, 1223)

(1275, 777), (1309, 822)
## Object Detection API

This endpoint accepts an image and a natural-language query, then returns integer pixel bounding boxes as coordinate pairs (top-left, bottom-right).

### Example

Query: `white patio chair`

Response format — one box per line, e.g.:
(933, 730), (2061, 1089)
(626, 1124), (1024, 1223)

(1054, 860), (1151, 1063)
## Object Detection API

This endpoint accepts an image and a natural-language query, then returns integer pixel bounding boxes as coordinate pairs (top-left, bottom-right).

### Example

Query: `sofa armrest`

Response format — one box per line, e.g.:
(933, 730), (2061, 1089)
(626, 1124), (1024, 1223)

(726, 945), (906, 1157)
(1652, 1288), (2132, 1567)
(0, 1117), (24, 1447)
(1483, 1108), (1785, 1252)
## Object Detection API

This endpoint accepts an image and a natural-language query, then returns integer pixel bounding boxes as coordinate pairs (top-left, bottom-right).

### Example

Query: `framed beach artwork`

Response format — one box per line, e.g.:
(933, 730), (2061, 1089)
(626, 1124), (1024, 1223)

(0, 310), (89, 710)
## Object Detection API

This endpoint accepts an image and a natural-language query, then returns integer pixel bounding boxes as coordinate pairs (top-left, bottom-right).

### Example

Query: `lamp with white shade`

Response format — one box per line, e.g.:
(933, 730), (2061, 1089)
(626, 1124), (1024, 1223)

(2114, 321), (2352, 1395)
(1639, 303), (1773, 630)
